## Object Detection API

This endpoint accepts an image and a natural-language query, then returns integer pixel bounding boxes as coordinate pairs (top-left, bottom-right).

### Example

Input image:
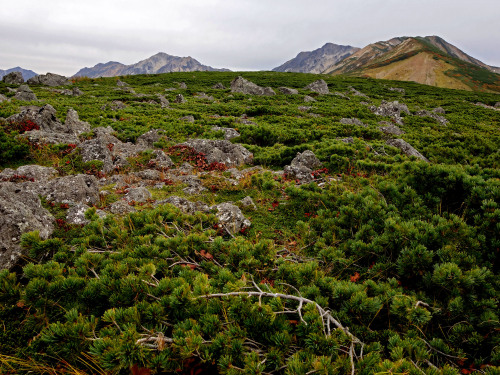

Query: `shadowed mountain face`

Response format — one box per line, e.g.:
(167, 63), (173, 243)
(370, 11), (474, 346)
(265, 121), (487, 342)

(272, 43), (360, 73)
(73, 52), (229, 78)
(323, 36), (500, 92)
(0, 67), (38, 81)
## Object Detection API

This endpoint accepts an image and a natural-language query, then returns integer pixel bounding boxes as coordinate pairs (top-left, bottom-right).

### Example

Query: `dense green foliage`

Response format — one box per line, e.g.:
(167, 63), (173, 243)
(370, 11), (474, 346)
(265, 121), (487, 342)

(0, 72), (499, 374)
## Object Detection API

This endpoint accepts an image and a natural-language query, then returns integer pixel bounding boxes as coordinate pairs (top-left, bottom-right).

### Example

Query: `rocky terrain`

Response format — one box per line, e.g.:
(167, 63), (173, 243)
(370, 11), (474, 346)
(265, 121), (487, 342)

(0, 67), (38, 81)
(0, 71), (498, 374)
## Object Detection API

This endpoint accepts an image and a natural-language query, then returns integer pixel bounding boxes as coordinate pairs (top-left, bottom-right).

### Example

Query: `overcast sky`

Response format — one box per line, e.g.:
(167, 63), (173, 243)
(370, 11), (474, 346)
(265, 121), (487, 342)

(1, 0), (499, 76)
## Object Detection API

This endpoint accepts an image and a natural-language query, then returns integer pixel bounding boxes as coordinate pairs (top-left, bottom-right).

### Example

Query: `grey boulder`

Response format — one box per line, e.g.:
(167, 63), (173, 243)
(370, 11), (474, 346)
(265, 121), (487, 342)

(13, 85), (38, 101)
(181, 139), (253, 167)
(230, 76), (276, 96)
(3, 71), (24, 85)
(304, 79), (329, 95)
(27, 73), (70, 87)
(212, 202), (251, 235)
(386, 139), (429, 162)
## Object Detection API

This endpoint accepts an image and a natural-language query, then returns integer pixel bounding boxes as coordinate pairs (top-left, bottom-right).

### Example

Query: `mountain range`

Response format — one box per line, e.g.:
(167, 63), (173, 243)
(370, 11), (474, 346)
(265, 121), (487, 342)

(0, 67), (38, 80)
(73, 52), (229, 78)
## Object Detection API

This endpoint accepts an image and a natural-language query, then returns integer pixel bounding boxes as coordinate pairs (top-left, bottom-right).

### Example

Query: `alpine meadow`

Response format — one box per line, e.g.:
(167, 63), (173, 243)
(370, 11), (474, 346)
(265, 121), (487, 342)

(0, 70), (499, 375)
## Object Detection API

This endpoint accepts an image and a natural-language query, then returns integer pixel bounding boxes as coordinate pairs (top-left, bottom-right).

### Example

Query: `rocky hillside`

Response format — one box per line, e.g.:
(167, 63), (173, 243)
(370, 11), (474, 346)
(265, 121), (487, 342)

(0, 67), (38, 81)
(272, 43), (360, 73)
(0, 72), (499, 374)
(324, 36), (500, 92)
(73, 52), (229, 78)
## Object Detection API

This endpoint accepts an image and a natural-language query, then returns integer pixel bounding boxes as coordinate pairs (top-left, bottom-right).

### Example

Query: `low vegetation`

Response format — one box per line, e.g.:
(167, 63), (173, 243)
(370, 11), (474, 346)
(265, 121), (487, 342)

(0, 71), (499, 374)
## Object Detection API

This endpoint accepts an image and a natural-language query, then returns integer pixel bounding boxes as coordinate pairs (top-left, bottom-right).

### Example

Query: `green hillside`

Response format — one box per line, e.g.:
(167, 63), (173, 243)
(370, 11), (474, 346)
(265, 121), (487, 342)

(0, 72), (499, 374)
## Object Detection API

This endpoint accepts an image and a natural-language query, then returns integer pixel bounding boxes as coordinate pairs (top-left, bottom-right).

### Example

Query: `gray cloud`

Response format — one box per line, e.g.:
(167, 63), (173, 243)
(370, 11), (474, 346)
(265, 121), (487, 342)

(1, 0), (499, 75)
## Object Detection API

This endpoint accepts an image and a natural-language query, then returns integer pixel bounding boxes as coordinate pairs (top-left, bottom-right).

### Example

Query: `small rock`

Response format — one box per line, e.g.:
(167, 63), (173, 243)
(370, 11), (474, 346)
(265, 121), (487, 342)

(177, 82), (187, 89)
(174, 94), (186, 103)
(212, 202), (251, 235)
(304, 95), (316, 102)
(212, 82), (225, 89)
(181, 139), (253, 167)
(124, 187), (152, 203)
(157, 94), (170, 108)
(278, 87), (298, 95)
(304, 79), (329, 95)
(386, 139), (428, 162)
(212, 126), (240, 140)
(340, 118), (366, 127)
(240, 196), (257, 210)
(298, 106), (312, 112)
(133, 169), (162, 181)
(180, 115), (195, 123)
(389, 87), (405, 94)
(378, 122), (405, 135)
(13, 85), (38, 101)
(156, 196), (209, 214)
(116, 79), (128, 87)
(65, 108), (91, 135)
(110, 200), (136, 215)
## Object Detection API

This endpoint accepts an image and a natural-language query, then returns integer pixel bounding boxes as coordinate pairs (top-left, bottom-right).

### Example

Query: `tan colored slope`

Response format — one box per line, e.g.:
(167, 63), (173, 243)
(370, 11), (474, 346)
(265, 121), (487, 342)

(360, 52), (472, 91)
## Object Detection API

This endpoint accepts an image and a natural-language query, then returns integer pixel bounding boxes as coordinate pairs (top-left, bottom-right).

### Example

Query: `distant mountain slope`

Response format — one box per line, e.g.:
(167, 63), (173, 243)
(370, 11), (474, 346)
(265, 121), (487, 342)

(0, 67), (38, 80)
(74, 52), (229, 78)
(272, 43), (360, 73)
(324, 36), (500, 92)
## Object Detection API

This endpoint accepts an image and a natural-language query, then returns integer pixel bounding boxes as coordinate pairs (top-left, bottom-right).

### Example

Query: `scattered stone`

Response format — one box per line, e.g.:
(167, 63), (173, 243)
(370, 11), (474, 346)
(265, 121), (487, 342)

(177, 82), (187, 89)
(212, 126), (240, 140)
(110, 200), (136, 215)
(66, 204), (105, 225)
(284, 150), (321, 183)
(378, 122), (405, 135)
(156, 196), (209, 214)
(414, 110), (448, 126)
(136, 129), (163, 150)
(230, 76), (276, 96)
(13, 85), (38, 101)
(180, 115), (195, 123)
(370, 101), (409, 125)
(212, 82), (226, 89)
(0, 94), (8, 103)
(0, 182), (54, 270)
(181, 139), (253, 167)
(116, 79), (128, 87)
(298, 106), (312, 112)
(195, 92), (214, 101)
(389, 87), (405, 94)
(432, 107), (445, 114)
(495, 102), (500, 108)
(349, 87), (369, 98)
(157, 94), (170, 108)
(240, 196), (257, 210)
(179, 176), (206, 195)
(386, 139), (429, 162)
(278, 87), (298, 95)
(72, 87), (84, 96)
(304, 95), (316, 102)
(110, 100), (126, 111)
(133, 169), (162, 181)
(2, 71), (24, 84)
(340, 118), (367, 127)
(150, 150), (174, 170)
(212, 202), (251, 235)
(124, 187), (152, 203)
(174, 94), (186, 103)
(304, 79), (329, 94)
(27, 73), (70, 87)
(235, 116), (257, 126)
(341, 137), (354, 144)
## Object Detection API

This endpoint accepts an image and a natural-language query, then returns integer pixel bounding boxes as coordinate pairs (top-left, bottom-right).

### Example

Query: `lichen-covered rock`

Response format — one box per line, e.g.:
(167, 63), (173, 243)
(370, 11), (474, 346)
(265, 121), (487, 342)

(180, 115), (195, 123)
(133, 169), (162, 181)
(156, 196), (209, 214)
(123, 187), (152, 203)
(370, 101), (410, 125)
(284, 150), (321, 183)
(13, 85), (38, 101)
(174, 94), (186, 103)
(304, 95), (316, 102)
(195, 92), (214, 101)
(212, 126), (240, 140)
(389, 87), (405, 94)
(0, 165), (57, 182)
(179, 176), (207, 195)
(7, 104), (65, 133)
(2, 71), (24, 84)
(212, 202), (251, 235)
(240, 196), (257, 210)
(42, 174), (100, 205)
(0, 94), (8, 103)
(414, 110), (448, 126)
(386, 139), (429, 162)
(349, 87), (369, 98)
(304, 79), (329, 95)
(231, 76), (276, 96)
(20, 130), (80, 145)
(298, 106), (312, 112)
(0, 182), (54, 270)
(378, 122), (405, 135)
(79, 131), (121, 173)
(27, 73), (70, 87)
(278, 87), (298, 95)
(66, 204), (106, 225)
(212, 82), (225, 89)
(65, 108), (91, 135)
(156, 94), (170, 108)
(181, 139), (253, 167)
(340, 118), (367, 127)
(110, 200), (136, 215)
(136, 129), (163, 150)
(150, 150), (174, 170)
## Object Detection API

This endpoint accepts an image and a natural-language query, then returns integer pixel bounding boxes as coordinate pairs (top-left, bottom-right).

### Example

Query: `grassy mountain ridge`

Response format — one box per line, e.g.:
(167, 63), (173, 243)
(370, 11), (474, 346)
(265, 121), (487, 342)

(0, 71), (499, 374)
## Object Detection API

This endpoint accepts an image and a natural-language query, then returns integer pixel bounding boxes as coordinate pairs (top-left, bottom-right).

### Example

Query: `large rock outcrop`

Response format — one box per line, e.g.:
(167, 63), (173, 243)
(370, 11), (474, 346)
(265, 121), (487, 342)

(27, 73), (70, 87)
(2, 71), (24, 85)
(0, 182), (54, 270)
(230, 76), (276, 96)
